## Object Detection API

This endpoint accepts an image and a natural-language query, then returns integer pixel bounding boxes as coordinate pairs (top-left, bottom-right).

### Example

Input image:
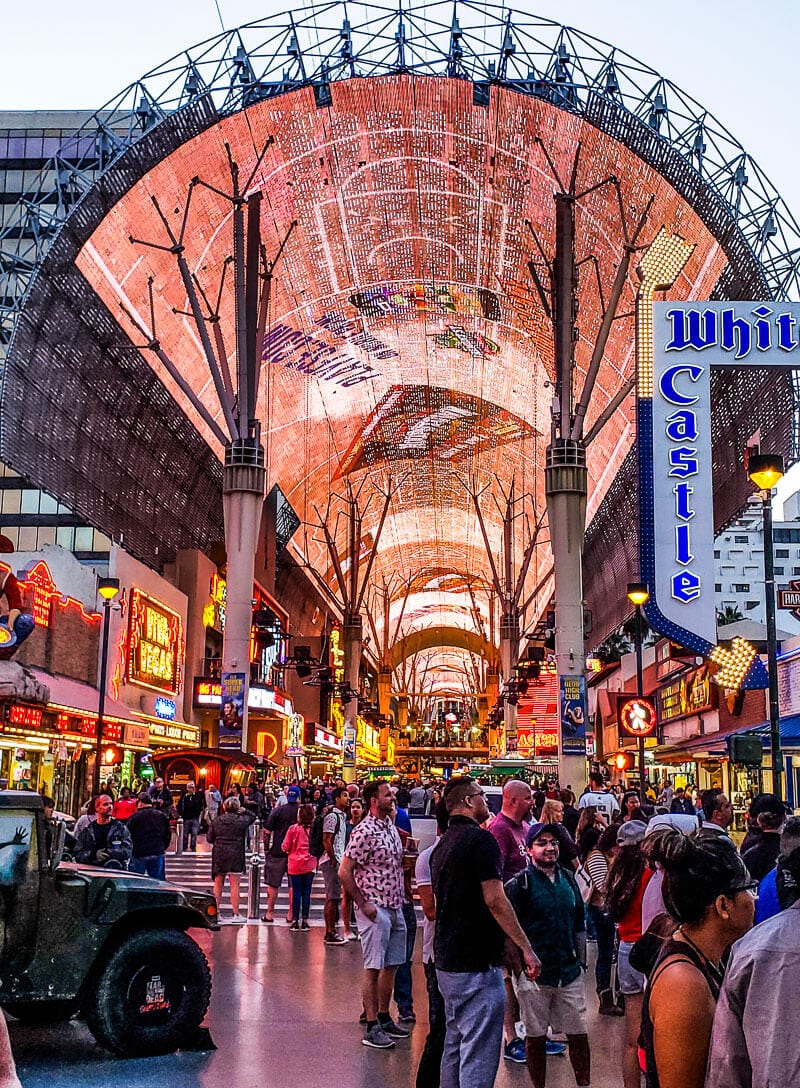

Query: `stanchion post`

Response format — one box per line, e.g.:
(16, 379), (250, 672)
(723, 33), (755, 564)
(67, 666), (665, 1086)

(251, 818), (261, 856)
(175, 817), (184, 856)
(247, 853), (262, 920)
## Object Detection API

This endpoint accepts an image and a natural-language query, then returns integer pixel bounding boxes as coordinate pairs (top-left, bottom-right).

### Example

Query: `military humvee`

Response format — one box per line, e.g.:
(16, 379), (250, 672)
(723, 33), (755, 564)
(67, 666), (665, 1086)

(0, 792), (218, 1056)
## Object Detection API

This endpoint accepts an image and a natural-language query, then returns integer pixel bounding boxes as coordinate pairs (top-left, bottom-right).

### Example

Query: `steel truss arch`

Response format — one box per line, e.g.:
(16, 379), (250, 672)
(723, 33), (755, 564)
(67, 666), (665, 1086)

(3, 0), (800, 348)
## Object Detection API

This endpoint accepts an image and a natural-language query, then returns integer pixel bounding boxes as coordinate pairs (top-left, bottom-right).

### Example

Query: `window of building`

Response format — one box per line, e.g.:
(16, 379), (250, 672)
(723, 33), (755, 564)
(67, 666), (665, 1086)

(774, 528), (800, 543)
(745, 601), (760, 610)
(733, 584), (750, 593)
(17, 527), (37, 550)
(55, 526), (75, 550)
(1, 490), (20, 514)
(715, 583), (722, 592)
(734, 535), (749, 543)
(794, 567), (800, 576)
(714, 550), (721, 558)
(74, 527), (95, 551)
(36, 527), (55, 548)
(775, 567), (785, 576)
(38, 492), (58, 515)
(20, 490), (39, 514)
(776, 549), (791, 558)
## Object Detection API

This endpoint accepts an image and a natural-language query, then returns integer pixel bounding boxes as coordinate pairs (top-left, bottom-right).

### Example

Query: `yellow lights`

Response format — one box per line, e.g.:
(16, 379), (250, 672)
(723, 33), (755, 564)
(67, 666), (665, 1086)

(586, 657), (603, 673)
(748, 453), (785, 492)
(627, 582), (650, 607)
(202, 603), (216, 628)
(636, 228), (695, 398)
(710, 637), (758, 690)
(97, 577), (120, 602)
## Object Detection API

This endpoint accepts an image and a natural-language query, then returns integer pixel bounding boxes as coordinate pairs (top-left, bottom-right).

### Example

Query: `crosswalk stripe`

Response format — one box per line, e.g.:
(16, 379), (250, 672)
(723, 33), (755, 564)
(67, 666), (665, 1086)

(164, 853), (425, 921)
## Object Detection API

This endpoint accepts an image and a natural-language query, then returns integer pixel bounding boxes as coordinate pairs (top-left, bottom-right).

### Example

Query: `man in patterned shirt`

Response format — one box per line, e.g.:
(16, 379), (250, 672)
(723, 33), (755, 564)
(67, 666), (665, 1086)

(340, 780), (410, 1050)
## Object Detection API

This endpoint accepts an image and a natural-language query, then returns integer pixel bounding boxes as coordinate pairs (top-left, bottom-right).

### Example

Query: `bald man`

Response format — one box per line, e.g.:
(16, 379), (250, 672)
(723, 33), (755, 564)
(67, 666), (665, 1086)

(489, 779), (544, 1064)
(489, 779), (533, 882)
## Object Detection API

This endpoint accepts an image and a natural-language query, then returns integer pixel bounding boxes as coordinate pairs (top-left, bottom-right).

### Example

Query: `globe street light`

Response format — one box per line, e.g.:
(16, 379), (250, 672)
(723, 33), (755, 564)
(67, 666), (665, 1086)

(627, 582), (650, 800)
(749, 453), (785, 799)
(92, 577), (120, 796)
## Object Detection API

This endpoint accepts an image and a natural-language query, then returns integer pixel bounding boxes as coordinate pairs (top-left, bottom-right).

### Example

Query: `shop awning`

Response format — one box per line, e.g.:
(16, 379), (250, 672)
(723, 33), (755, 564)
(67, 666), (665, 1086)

(656, 714), (800, 763)
(30, 668), (138, 725)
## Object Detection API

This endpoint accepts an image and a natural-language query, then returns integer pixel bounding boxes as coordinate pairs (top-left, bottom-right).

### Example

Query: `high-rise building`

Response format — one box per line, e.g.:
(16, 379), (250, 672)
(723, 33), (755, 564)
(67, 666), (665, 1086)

(0, 111), (114, 563)
(715, 492), (800, 634)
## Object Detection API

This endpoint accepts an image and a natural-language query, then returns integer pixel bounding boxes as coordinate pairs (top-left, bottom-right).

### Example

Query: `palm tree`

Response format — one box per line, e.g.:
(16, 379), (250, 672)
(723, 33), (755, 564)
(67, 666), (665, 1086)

(594, 630), (633, 665)
(717, 604), (744, 626)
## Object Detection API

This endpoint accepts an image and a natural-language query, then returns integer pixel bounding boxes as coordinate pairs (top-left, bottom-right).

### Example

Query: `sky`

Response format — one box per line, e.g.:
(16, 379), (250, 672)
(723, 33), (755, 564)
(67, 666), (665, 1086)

(3, 0), (800, 507)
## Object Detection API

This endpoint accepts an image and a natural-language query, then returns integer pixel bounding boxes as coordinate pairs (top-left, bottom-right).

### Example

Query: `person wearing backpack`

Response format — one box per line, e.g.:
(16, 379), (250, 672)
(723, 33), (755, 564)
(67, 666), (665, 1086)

(283, 803), (317, 930)
(318, 786), (350, 944)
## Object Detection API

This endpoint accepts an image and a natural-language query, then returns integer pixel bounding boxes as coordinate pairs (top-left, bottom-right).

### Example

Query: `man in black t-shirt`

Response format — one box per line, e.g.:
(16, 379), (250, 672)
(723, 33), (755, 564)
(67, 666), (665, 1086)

(431, 776), (540, 1088)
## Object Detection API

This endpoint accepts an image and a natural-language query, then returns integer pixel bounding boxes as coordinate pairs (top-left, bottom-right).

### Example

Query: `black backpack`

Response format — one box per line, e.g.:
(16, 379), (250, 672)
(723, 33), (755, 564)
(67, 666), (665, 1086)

(308, 809), (327, 858)
(308, 807), (343, 858)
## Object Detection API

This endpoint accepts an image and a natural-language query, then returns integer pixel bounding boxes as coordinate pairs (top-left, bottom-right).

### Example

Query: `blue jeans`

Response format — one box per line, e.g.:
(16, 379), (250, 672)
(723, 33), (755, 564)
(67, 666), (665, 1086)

(290, 871), (314, 921)
(130, 855), (165, 880)
(416, 960), (446, 1088)
(588, 904), (615, 993)
(182, 818), (200, 850)
(393, 900), (418, 1012)
(437, 967), (505, 1088)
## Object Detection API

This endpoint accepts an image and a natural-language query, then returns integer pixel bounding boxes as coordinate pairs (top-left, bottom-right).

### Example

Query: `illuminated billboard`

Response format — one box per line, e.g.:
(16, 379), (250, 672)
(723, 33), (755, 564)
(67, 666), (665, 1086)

(127, 589), (184, 696)
(68, 74), (729, 656)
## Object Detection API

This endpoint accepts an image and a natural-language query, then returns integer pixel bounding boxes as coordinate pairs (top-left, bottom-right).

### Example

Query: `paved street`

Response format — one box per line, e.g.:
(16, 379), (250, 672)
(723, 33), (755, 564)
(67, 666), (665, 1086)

(8, 849), (626, 1087)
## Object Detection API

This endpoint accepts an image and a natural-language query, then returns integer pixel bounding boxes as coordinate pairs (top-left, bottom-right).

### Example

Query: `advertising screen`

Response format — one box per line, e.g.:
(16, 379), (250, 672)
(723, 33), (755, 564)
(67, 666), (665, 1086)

(76, 75), (727, 654)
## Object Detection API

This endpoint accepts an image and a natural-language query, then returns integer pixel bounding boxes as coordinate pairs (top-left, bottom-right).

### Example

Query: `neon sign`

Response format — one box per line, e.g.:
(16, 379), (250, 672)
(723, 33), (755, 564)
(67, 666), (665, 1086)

(127, 589), (184, 695)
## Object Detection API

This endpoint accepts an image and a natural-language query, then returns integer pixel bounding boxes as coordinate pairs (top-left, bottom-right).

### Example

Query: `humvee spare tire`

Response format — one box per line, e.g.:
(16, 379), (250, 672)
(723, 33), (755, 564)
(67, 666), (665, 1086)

(84, 927), (211, 1057)
(3, 999), (79, 1024)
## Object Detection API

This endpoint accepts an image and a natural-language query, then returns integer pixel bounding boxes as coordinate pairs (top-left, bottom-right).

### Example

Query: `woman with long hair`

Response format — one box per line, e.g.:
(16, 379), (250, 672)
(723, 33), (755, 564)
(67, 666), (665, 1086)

(585, 823), (621, 1016)
(604, 820), (652, 1088)
(207, 796), (256, 922)
(640, 830), (755, 1088)
(282, 802), (317, 931)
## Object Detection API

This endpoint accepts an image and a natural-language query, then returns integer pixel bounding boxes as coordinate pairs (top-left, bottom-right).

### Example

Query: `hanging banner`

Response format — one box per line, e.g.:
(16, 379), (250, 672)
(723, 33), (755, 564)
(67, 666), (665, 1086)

(560, 675), (586, 755)
(219, 672), (245, 751)
(343, 724), (356, 767)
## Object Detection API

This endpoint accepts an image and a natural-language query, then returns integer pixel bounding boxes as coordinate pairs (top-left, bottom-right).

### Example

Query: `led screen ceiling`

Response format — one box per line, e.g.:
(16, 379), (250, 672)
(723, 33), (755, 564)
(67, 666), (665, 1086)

(72, 74), (731, 648)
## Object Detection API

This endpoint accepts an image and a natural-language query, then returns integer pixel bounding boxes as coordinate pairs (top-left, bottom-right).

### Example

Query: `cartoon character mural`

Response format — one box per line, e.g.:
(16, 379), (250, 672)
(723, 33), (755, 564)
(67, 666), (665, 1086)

(0, 537), (35, 660)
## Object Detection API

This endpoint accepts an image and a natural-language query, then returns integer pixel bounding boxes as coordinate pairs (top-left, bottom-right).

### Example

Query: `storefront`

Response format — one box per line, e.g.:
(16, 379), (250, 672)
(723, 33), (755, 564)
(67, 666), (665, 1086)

(0, 681), (152, 815)
(304, 724), (343, 778)
(192, 679), (295, 776)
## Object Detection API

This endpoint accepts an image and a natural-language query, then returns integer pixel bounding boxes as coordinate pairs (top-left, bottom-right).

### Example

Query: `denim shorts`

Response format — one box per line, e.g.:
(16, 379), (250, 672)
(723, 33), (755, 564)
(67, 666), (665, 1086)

(617, 940), (646, 995)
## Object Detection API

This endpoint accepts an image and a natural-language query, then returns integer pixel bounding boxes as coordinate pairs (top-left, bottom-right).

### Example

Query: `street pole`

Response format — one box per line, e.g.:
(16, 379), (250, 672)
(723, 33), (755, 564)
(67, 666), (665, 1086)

(762, 490), (782, 800)
(92, 577), (119, 796)
(748, 454), (785, 801)
(634, 603), (646, 801)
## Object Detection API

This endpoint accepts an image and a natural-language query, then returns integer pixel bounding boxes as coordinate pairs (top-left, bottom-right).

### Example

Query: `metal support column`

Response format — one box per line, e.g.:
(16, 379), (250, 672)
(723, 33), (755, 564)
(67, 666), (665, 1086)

(222, 439), (266, 753)
(546, 439), (588, 793)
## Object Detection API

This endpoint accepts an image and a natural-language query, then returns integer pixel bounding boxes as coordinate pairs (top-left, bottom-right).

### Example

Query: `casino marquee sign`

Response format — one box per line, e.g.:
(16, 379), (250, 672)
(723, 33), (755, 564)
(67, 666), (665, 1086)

(637, 230), (800, 691)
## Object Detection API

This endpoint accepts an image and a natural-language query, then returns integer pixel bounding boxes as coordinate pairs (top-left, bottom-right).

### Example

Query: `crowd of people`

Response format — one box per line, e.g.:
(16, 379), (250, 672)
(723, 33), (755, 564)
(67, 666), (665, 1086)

(33, 769), (800, 1088)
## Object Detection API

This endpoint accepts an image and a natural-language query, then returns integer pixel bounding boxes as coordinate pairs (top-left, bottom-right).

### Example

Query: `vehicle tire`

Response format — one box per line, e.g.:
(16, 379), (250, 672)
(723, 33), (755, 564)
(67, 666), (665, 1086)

(84, 927), (211, 1057)
(3, 999), (79, 1024)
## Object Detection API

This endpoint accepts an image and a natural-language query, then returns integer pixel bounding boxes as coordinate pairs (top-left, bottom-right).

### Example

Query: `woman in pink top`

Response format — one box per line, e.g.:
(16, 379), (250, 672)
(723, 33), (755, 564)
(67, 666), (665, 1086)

(283, 803), (317, 931)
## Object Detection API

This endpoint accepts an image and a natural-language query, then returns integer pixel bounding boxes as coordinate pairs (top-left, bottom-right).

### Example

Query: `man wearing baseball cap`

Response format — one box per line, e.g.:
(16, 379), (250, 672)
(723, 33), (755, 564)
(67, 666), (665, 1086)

(505, 822), (590, 1088)
(261, 784), (301, 923)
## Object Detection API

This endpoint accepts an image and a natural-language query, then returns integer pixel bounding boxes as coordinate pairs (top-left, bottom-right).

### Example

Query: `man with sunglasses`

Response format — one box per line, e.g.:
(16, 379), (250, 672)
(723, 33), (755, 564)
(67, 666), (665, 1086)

(504, 822), (590, 1088)
(431, 776), (540, 1088)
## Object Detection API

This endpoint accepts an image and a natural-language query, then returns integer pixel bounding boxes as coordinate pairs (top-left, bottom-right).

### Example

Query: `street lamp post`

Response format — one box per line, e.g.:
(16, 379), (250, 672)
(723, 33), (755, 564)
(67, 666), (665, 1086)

(92, 577), (120, 796)
(627, 582), (650, 801)
(748, 454), (785, 800)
